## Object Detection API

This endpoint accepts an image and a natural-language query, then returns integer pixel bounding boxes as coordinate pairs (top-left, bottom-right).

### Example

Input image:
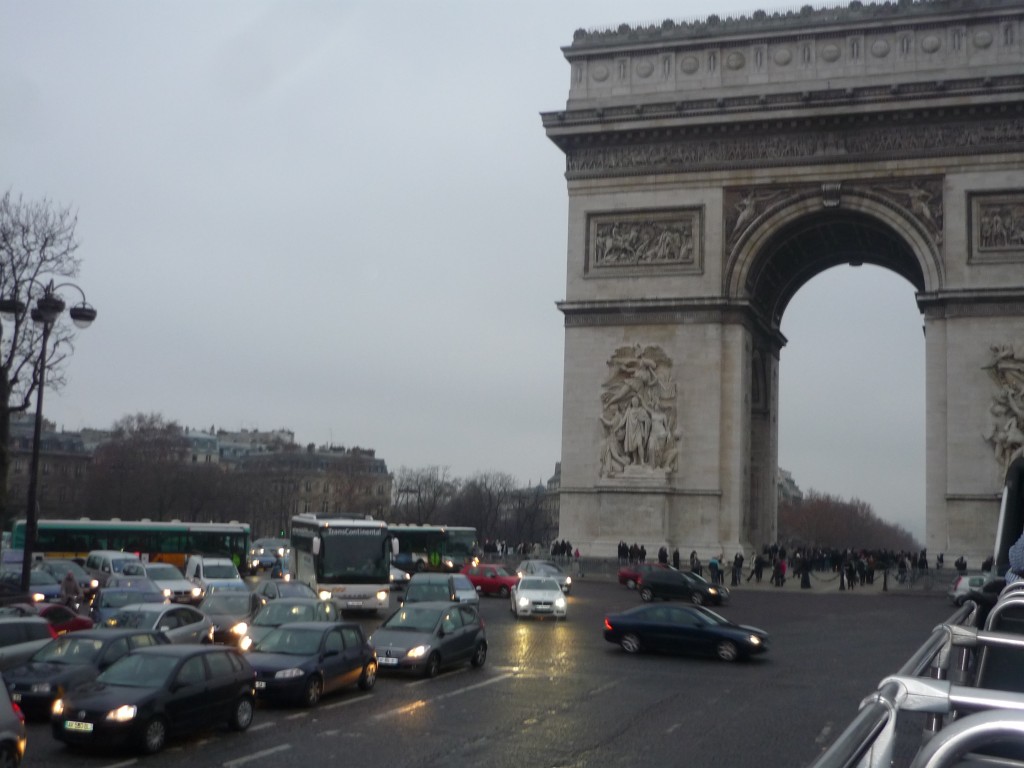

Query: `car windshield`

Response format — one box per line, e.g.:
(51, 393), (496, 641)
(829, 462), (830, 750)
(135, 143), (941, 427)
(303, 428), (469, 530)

(406, 584), (453, 602)
(254, 602), (317, 626)
(254, 627), (323, 655)
(110, 610), (159, 629)
(98, 653), (177, 688)
(382, 606), (441, 632)
(274, 582), (315, 598)
(451, 576), (473, 590)
(30, 570), (58, 585)
(111, 559), (140, 574)
(692, 607), (730, 626)
(521, 578), (560, 591)
(145, 565), (184, 581)
(201, 593), (252, 614)
(33, 636), (104, 665)
(46, 561), (89, 580)
(204, 564), (238, 579)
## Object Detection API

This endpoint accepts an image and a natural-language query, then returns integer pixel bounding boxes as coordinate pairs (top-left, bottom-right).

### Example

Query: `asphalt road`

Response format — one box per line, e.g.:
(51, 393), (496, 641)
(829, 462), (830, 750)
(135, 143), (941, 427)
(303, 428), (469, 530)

(22, 578), (955, 768)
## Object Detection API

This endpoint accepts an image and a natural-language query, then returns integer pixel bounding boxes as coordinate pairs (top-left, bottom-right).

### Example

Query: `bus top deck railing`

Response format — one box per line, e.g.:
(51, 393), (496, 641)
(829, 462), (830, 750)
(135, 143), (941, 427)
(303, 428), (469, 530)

(807, 593), (1024, 768)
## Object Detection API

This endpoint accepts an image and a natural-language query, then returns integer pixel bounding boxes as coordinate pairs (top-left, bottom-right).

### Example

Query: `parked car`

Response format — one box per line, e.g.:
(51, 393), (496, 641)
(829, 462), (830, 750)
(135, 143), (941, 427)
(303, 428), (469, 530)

(239, 598), (339, 651)
(461, 563), (519, 598)
(617, 561), (672, 590)
(183, 555), (244, 599)
(83, 550), (144, 589)
(603, 604), (768, 662)
(510, 577), (567, 620)
(0, 617), (58, 672)
(4, 628), (169, 720)
(89, 586), (167, 626)
(198, 590), (263, 646)
(402, 573), (478, 606)
(142, 563), (201, 604)
(34, 559), (98, 601)
(516, 560), (572, 594)
(51, 644), (255, 753)
(370, 601), (487, 678)
(637, 567), (728, 606)
(247, 621), (376, 706)
(253, 579), (316, 603)
(106, 603), (214, 645)
(0, 674), (25, 767)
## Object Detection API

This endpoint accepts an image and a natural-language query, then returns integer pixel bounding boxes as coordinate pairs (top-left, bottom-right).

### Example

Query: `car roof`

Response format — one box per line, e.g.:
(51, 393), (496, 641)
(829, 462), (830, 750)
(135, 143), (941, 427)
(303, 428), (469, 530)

(269, 597), (326, 606)
(265, 621), (355, 632)
(408, 573), (455, 584)
(399, 601), (472, 612)
(132, 644), (238, 658)
(60, 628), (162, 640)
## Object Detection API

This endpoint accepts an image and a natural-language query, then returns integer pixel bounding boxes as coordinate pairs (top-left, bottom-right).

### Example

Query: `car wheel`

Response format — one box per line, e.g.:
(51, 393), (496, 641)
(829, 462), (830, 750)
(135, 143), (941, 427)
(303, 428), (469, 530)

(499, 586), (510, 599)
(716, 640), (739, 662)
(639, 587), (654, 602)
(424, 652), (441, 678)
(470, 641), (487, 668)
(690, 592), (705, 606)
(304, 675), (323, 707)
(0, 744), (18, 768)
(358, 660), (377, 691)
(140, 716), (167, 754)
(621, 633), (641, 654)
(229, 696), (254, 731)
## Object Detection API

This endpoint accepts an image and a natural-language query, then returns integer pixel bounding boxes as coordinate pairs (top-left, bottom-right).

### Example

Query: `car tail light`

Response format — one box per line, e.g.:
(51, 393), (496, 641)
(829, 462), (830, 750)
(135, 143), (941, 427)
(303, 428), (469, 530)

(953, 576), (962, 589)
(46, 624), (58, 639)
(604, 618), (613, 631)
(11, 702), (24, 725)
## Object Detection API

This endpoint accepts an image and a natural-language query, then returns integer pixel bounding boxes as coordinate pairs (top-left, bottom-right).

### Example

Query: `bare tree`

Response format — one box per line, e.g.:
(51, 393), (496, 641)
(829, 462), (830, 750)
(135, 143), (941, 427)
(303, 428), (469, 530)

(0, 191), (83, 530)
(456, 472), (517, 542)
(391, 466), (459, 524)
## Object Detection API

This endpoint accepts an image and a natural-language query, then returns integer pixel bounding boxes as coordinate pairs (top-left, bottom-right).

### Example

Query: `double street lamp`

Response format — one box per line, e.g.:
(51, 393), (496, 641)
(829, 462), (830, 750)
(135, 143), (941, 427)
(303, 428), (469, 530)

(0, 280), (96, 593)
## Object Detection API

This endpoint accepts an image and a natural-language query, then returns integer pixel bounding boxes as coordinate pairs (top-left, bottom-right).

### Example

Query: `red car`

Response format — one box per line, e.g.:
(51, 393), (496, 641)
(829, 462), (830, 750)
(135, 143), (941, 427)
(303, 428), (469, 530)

(618, 562), (672, 590)
(461, 563), (519, 597)
(0, 602), (94, 635)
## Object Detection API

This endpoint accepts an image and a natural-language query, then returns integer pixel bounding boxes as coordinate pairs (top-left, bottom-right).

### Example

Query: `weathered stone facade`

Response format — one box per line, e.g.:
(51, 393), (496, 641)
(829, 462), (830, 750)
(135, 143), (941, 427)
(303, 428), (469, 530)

(543, 0), (1024, 561)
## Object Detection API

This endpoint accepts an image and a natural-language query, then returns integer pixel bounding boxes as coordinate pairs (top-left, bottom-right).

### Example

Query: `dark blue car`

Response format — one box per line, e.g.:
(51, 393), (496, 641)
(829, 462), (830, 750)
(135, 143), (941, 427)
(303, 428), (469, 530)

(603, 604), (768, 662)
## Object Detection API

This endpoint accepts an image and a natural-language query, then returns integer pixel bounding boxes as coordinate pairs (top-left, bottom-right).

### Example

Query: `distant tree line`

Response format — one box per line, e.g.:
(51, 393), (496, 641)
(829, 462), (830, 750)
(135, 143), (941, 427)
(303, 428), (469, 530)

(778, 489), (920, 553)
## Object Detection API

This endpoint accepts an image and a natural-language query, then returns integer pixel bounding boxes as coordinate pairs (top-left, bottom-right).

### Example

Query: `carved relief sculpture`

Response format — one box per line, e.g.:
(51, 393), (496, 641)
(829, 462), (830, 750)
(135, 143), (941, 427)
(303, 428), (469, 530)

(599, 344), (680, 477)
(970, 192), (1024, 264)
(983, 345), (1024, 475)
(587, 209), (702, 275)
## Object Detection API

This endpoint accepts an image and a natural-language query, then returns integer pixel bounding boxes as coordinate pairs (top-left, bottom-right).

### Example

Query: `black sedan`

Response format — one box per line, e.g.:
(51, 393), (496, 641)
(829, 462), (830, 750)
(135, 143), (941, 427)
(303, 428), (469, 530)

(603, 604), (769, 662)
(5, 629), (168, 720)
(246, 621), (376, 707)
(199, 590), (263, 646)
(636, 567), (728, 605)
(51, 644), (255, 754)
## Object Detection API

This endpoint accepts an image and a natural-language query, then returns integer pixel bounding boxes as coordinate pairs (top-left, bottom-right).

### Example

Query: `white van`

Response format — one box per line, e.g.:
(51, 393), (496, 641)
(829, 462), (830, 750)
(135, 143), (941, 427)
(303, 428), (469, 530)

(184, 555), (244, 598)
(83, 550), (144, 588)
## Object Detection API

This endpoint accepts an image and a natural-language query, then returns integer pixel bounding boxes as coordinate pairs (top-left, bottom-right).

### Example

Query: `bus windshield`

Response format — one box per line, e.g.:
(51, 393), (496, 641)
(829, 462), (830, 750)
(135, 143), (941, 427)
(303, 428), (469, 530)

(317, 531), (388, 582)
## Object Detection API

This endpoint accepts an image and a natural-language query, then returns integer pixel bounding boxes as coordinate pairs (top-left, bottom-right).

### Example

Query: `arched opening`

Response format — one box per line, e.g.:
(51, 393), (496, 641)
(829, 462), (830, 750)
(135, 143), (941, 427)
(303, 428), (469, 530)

(745, 209), (927, 546)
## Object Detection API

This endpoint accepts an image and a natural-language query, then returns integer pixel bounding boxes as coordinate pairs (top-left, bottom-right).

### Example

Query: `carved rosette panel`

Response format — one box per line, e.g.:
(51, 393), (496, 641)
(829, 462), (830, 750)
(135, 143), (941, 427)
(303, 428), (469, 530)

(983, 344), (1024, 476)
(586, 209), (703, 276)
(969, 192), (1024, 264)
(598, 344), (680, 478)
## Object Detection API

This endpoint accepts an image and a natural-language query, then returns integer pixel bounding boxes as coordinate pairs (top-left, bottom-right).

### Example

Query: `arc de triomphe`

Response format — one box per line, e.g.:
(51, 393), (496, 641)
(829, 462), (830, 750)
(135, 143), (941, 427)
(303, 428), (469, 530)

(542, 0), (1024, 561)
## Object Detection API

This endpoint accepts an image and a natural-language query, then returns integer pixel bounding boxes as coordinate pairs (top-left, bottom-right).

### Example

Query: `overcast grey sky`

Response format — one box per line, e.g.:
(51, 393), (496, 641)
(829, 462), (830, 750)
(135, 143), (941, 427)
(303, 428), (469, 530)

(0, 1), (926, 542)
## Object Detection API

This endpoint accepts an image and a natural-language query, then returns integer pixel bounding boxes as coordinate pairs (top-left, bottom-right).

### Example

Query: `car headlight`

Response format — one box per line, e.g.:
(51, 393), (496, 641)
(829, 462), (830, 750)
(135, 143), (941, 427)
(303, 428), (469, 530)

(231, 622), (248, 636)
(106, 704), (137, 722)
(318, 590), (332, 600)
(89, 580), (99, 590)
(52, 698), (64, 716)
(407, 645), (429, 659)
(555, 597), (567, 609)
(376, 590), (387, 602)
(518, 596), (530, 607)
(190, 586), (202, 598)
(275, 668), (304, 679)
(283, 573), (292, 582)
(30, 683), (51, 694)
(31, 593), (44, 602)
(240, 636), (253, 651)
(708, 588), (718, 595)
(748, 635), (762, 646)
(564, 576), (572, 586)
(163, 588), (172, 598)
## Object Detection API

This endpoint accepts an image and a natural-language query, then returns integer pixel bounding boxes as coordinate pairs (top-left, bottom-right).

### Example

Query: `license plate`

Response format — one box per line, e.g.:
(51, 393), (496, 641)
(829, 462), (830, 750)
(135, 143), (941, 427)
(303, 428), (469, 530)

(378, 657), (398, 666)
(346, 601), (361, 607)
(65, 721), (93, 732)
(10, 693), (20, 702)
(255, 681), (266, 689)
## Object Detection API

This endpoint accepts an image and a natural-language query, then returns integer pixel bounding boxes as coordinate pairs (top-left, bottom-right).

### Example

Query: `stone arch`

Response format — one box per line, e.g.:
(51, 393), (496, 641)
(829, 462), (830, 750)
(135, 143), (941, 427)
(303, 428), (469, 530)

(725, 188), (942, 327)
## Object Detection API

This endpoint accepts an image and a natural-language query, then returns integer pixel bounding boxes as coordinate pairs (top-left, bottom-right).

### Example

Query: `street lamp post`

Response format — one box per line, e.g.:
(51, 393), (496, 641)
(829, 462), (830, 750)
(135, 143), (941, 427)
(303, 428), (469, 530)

(0, 280), (96, 594)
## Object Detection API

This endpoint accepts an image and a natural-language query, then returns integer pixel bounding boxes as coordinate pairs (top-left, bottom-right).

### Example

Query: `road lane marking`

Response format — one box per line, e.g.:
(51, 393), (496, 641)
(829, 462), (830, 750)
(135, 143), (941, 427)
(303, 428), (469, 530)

(320, 693), (373, 710)
(372, 673), (513, 721)
(223, 744), (291, 767)
(95, 760), (138, 768)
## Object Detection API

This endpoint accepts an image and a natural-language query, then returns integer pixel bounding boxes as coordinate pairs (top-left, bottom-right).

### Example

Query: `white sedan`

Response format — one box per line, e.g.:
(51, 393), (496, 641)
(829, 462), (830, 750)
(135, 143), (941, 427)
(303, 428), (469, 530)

(510, 577), (567, 620)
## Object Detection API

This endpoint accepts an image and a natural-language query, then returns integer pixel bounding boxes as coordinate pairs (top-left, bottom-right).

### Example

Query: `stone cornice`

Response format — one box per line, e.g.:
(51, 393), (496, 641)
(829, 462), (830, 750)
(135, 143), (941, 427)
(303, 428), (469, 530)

(567, 1), (1021, 51)
(918, 289), (1024, 318)
(551, 108), (1024, 179)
